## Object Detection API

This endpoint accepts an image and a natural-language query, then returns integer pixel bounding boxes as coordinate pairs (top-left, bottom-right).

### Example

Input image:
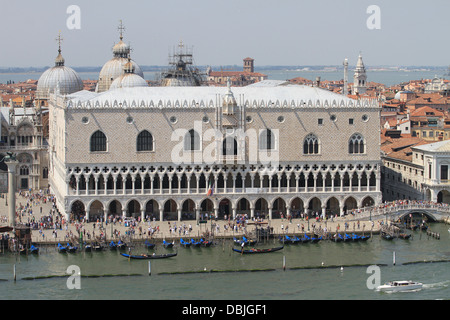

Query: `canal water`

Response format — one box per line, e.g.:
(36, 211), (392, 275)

(0, 223), (449, 300)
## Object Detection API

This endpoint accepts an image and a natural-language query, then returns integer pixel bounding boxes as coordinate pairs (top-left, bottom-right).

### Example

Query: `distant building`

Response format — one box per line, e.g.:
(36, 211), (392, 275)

(424, 76), (450, 96)
(207, 58), (268, 86)
(352, 54), (367, 95)
(0, 100), (48, 192)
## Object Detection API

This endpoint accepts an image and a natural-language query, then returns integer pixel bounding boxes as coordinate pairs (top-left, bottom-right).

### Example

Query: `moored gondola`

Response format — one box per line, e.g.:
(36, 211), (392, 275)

(29, 245), (39, 254)
(305, 234), (321, 243)
(66, 243), (78, 253)
(109, 241), (118, 250)
(163, 240), (174, 248)
(144, 240), (155, 249)
(84, 243), (92, 252)
(92, 242), (104, 251)
(57, 243), (67, 253)
(190, 239), (202, 247)
(233, 236), (257, 246)
(117, 240), (127, 250)
(398, 233), (411, 239)
(120, 252), (177, 260)
(200, 238), (212, 247)
(180, 238), (191, 248)
(232, 246), (284, 254)
(351, 233), (362, 241)
(381, 232), (394, 240)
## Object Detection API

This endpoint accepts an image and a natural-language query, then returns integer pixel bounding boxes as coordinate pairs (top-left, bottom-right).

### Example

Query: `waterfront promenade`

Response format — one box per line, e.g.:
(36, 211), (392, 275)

(0, 191), (387, 246)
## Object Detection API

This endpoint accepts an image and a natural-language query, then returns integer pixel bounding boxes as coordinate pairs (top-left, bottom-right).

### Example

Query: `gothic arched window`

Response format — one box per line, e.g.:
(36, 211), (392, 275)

(223, 136), (238, 156)
(349, 133), (365, 154)
(90, 130), (107, 152)
(259, 129), (275, 150)
(137, 130), (153, 151)
(184, 129), (200, 151)
(303, 134), (319, 154)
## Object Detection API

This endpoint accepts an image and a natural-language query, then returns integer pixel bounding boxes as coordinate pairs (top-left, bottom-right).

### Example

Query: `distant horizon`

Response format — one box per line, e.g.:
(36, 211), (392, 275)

(0, 64), (448, 72)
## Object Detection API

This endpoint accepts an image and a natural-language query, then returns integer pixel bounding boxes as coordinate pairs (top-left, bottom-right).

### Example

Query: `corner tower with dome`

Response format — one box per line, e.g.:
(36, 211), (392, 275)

(96, 20), (144, 93)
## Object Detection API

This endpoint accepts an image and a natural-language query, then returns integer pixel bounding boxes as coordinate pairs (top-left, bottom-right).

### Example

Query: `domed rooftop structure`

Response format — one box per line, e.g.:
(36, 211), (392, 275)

(222, 78), (237, 115)
(159, 41), (204, 87)
(96, 20), (144, 93)
(110, 57), (148, 90)
(36, 34), (83, 100)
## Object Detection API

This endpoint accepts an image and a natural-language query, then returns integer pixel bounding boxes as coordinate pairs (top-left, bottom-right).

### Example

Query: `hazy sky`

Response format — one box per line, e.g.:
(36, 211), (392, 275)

(1, 0), (449, 67)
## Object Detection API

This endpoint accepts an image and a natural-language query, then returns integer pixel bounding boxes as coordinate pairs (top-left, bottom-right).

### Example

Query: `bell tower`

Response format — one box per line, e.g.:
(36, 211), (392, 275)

(243, 57), (254, 73)
(353, 53), (367, 95)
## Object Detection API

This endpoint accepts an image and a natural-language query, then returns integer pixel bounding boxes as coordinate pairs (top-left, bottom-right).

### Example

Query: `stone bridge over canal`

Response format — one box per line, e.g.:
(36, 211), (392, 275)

(346, 202), (450, 223)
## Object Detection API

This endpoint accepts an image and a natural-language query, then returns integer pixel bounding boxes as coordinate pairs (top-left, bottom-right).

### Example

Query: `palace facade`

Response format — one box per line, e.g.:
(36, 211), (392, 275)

(48, 80), (382, 222)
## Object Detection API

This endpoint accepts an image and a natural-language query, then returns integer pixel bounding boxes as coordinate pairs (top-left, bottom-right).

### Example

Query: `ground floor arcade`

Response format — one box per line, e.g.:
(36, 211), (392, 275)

(66, 193), (379, 222)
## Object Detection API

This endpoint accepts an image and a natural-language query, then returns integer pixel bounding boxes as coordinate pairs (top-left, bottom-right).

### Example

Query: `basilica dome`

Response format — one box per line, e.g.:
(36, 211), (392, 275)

(96, 29), (143, 93)
(36, 47), (83, 99)
(109, 59), (148, 90)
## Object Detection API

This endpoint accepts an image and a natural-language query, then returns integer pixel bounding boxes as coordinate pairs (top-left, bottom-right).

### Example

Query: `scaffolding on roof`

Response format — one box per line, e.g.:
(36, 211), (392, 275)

(158, 41), (206, 87)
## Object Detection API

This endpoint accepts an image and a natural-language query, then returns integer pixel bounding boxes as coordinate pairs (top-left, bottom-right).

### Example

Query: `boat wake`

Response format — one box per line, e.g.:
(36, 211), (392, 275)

(422, 280), (450, 290)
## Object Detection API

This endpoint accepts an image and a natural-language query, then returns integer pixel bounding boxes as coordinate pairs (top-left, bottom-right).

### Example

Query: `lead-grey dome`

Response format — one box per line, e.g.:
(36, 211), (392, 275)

(36, 47), (83, 99)
(109, 59), (148, 90)
(96, 27), (143, 93)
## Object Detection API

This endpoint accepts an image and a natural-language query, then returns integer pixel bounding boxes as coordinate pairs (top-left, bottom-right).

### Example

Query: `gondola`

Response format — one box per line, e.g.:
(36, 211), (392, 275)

(109, 241), (118, 250)
(163, 240), (174, 248)
(342, 234), (353, 242)
(66, 243), (78, 253)
(398, 233), (411, 240)
(180, 238), (191, 248)
(280, 235), (300, 244)
(350, 233), (362, 242)
(92, 243), (104, 251)
(84, 243), (92, 252)
(117, 240), (127, 250)
(29, 245), (39, 254)
(144, 240), (155, 249)
(305, 234), (321, 243)
(200, 238), (212, 247)
(332, 234), (344, 242)
(359, 234), (371, 241)
(298, 236), (310, 243)
(232, 246), (284, 254)
(381, 232), (394, 240)
(233, 237), (257, 246)
(120, 252), (177, 260)
(190, 239), (202, 247)
(57, 243), (67, 253)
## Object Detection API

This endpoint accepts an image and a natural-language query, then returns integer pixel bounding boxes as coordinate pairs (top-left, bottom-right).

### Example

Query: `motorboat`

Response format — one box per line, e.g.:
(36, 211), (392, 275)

(377, 280), (423, 292)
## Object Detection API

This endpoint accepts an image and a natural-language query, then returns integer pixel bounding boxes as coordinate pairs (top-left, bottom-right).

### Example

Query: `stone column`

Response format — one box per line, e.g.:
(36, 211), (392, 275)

(6, 161), (18, 227)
